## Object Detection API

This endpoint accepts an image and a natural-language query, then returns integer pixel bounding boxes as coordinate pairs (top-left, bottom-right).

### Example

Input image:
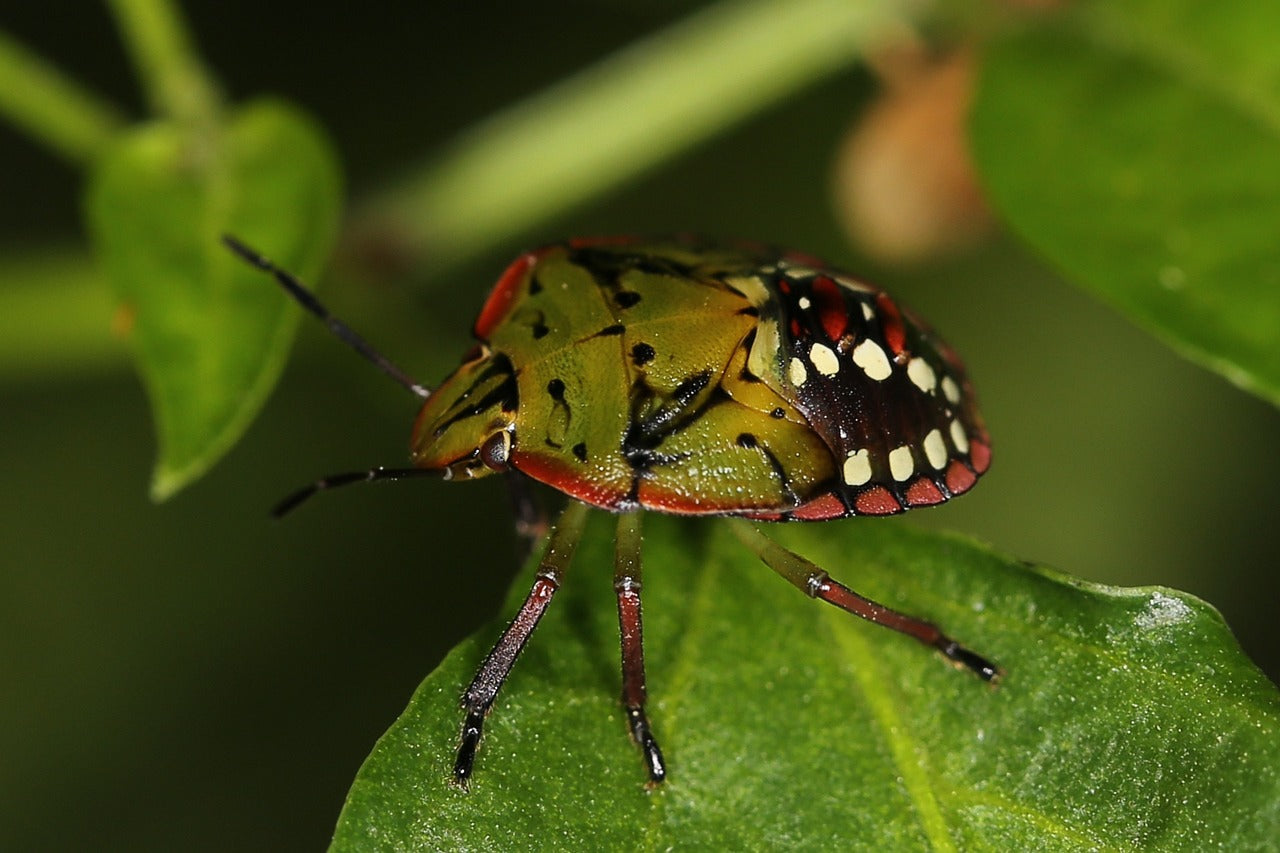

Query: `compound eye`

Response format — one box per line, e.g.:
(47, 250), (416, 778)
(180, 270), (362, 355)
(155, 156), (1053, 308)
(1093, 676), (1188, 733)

(480, 430), (512, 471)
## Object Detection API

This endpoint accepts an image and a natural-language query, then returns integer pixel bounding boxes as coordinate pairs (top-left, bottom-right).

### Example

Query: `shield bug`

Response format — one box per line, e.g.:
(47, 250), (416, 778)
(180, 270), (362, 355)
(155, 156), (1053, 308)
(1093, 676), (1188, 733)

(225, 235), (997, 789)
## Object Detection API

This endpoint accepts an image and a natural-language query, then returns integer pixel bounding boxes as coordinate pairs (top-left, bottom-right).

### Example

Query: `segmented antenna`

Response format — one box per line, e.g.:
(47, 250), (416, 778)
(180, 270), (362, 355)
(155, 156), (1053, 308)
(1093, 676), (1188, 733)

(222, 235), (432, 399)
(223, 236), (439, 515)
(272, 467), (441, 518)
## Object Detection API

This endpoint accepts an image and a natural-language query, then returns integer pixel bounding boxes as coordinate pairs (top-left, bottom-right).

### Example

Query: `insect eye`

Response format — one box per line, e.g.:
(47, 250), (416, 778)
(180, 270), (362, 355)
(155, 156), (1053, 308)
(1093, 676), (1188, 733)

(480, 430), (512, 471)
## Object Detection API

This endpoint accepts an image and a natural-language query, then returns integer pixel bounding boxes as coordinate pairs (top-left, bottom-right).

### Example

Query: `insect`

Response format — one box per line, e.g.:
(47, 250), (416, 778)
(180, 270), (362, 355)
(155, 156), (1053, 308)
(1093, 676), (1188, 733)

(224, 234), (997, 789)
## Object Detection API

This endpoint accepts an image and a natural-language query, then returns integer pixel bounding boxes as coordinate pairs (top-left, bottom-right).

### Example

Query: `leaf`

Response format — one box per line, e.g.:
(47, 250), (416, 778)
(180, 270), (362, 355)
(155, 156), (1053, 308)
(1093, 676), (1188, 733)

(85, 99), (341, 499)
(971, 0), (1280, 407)
(332, 515), (1280, 850)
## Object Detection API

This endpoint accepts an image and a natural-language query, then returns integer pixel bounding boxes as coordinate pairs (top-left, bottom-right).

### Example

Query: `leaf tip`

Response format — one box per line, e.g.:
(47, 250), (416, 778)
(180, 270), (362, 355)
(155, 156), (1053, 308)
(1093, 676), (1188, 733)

(149, 464), (189, 502)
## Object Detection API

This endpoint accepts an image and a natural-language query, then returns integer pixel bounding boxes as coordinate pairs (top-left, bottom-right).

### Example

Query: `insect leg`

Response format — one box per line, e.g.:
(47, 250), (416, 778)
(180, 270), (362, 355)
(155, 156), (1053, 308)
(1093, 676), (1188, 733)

(453, 500), (590, 789)
(614, 511), (667, 784)
(728, 520), (999, 682)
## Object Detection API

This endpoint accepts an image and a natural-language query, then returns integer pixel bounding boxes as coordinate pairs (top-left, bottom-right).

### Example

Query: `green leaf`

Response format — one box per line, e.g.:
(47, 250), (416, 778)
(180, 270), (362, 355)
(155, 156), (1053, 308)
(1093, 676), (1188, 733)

(333, 516), (1279, 850)
(971, 0), (1280, 407)
(85, 99), (341, 499)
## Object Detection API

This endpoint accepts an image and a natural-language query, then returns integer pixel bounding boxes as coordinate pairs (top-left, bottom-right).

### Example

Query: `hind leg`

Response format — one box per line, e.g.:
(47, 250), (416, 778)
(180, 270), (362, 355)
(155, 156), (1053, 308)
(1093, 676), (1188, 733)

(729, 520), (999, 681)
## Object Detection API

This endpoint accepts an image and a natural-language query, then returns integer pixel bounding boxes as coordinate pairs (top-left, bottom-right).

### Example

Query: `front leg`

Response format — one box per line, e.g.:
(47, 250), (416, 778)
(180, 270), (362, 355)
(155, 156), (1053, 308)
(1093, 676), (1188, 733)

(453, 501), (589, 789)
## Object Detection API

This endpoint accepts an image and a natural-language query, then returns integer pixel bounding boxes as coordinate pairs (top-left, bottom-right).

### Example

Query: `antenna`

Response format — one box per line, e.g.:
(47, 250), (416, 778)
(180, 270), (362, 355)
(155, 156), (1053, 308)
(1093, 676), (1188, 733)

(222, 235), (432, 399)
(222, 236), (441, 515)
(272, 467), (441, 518)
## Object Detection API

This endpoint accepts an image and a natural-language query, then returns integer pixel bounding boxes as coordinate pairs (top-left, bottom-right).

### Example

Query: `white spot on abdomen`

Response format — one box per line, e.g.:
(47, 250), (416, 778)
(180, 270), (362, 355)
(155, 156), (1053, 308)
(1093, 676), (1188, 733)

(809, 342), (840, 376)
(907, 358), (937, 394)
(942, 376), (961, 405)
(789, 357), (808, 387)
(923, 429), (947, 469)
(836, 274), (873, 294)
(781, 265), (820, 278)
(843, 449), (872, 486)
(889, 445), (914, 481)
(852, 339), (892, 381)
(949, 419), (969, 454)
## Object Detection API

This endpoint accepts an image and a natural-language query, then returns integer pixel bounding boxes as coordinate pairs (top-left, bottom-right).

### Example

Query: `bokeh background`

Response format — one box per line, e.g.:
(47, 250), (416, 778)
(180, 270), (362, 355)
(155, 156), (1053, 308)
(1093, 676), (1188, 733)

(3, 2), (1277, 849)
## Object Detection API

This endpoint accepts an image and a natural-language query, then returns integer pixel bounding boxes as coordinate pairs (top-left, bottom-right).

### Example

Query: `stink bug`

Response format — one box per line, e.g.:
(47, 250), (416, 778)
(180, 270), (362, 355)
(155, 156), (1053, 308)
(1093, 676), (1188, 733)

(225, 235), (997, 789)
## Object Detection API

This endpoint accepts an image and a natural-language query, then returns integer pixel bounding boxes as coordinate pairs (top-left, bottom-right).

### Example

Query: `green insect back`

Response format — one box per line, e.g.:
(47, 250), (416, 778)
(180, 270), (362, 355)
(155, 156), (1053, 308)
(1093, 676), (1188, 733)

(451, 240), (841, 514)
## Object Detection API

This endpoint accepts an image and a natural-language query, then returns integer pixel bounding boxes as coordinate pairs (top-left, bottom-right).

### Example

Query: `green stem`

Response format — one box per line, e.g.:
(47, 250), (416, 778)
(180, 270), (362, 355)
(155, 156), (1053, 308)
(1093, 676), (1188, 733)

(2, 0), (925, 381)
(358, 0), (922, 272)
(0, 248), (124, 382)
(0, 30), (125, 165)
(107, 0), (221, 124)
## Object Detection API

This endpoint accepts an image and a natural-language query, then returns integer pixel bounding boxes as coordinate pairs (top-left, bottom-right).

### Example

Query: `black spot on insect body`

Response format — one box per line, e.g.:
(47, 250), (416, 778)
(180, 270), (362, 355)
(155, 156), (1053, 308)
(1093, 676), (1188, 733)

(513, 307), (551, 340)
(615, 291), (642, 309)
(672, 370), (712, 407)
(572, 442), (588, 462)
(770, 407), (786, 419)
(528, 276), (543, 295)
(728, 422), (798, 505)
(434, 357), (520, 432)
(621, 373), (713, 470)
(759, 444), (800, 506)
(631, 342), (656, 366)
(567, 247), (699, 289)
(500, 385), (519, 413)
(736, 306), (760, 318)
(622, 438), (688, 471)
(597, 324), (626, 337)
(736, 329), (763, 383)
(629, 255), (700, 279)
(547, 378), (566, 400)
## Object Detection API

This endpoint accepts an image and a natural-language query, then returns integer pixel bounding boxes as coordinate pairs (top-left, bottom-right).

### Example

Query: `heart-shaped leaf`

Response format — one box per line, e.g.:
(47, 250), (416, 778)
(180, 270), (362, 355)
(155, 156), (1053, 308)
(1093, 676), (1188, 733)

(86, 99), (341, 499)
(333, 515), (1280, 850)
(971, 0), (1280, 407)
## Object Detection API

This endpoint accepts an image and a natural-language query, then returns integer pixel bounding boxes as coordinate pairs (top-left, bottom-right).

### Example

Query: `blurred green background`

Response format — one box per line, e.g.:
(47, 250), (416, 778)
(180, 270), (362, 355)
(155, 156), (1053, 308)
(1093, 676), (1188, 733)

(2, 2), (1277, 849)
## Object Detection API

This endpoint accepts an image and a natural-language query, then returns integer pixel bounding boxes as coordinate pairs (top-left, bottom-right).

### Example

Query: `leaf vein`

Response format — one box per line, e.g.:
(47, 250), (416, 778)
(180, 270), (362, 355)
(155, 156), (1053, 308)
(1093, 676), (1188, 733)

(822, 605), (956, 852)
(644, 525), (721, 847)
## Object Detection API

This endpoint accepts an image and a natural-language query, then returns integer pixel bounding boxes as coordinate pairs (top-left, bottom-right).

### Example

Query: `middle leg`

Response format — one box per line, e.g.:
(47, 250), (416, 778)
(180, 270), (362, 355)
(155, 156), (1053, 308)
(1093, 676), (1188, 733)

(614, 510), (667, 784)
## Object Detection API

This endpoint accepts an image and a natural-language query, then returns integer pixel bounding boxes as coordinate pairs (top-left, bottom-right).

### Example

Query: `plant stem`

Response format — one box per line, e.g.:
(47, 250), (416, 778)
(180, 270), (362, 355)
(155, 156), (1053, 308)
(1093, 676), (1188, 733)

(0, 31), (125, 165)
(0, 249), (124, 382)
(107, 0), (221, 125)
(357, 0), (922, 273)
